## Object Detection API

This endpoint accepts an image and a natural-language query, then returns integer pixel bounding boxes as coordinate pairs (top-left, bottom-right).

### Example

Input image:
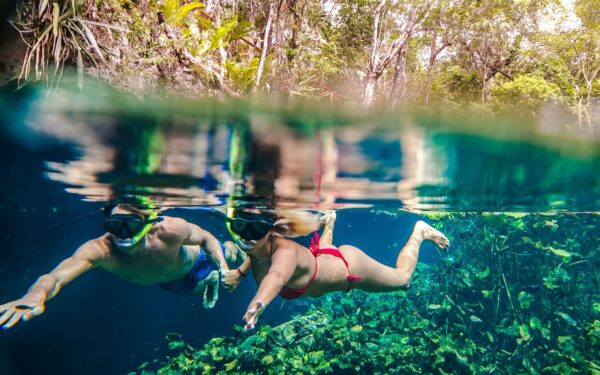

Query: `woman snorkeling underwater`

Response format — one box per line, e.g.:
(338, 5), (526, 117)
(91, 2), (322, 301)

(210, 208), (450, 331)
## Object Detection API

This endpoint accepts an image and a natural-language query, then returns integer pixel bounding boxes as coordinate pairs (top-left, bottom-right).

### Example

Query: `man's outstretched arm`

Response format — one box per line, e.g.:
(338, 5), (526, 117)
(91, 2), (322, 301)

(0, 240), (101, 329)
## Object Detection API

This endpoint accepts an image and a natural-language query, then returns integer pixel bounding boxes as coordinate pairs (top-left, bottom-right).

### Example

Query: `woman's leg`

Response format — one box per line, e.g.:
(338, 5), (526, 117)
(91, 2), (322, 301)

(343, 221), (449, 292)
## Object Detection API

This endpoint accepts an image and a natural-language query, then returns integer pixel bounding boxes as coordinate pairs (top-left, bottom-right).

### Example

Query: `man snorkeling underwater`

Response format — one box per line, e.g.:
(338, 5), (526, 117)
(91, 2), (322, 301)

(0, 196), (249, 329)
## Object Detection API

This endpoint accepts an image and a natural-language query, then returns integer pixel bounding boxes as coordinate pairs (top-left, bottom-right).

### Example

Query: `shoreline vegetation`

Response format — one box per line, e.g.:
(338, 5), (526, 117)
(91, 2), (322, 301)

(0, 0), (598, 128)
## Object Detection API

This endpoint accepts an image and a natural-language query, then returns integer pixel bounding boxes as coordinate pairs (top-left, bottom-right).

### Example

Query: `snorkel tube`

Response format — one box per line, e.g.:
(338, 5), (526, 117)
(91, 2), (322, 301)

(224, 206), (256, 251)
(225, 206), (238, 239)
(207, 207), (256, 251)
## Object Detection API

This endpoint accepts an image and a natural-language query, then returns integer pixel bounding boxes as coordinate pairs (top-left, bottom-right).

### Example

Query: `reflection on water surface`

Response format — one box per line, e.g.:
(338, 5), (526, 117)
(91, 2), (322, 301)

(1, 83), (598, 212)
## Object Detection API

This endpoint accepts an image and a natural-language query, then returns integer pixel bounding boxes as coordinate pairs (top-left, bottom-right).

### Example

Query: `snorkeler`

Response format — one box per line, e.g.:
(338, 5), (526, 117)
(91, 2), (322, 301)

(0, 196), (248, 329)
(210, 208), (450, 331)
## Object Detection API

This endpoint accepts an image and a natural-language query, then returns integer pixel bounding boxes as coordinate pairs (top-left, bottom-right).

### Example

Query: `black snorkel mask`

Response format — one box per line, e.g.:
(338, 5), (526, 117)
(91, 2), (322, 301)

(103, 196), (162, 250)
(104, 214), (162, 239)
(208, 209), (274, 241)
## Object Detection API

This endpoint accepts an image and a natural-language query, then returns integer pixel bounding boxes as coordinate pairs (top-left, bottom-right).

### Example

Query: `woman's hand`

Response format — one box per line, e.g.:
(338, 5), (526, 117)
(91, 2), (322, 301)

(0, 294), (46, 329)
(243, 300), (265, 331)
(223, 269), (243, 292)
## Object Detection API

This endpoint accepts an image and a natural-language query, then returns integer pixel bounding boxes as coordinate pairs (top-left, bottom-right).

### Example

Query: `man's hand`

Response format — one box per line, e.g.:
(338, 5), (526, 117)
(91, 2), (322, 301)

(243, 300), (265, 331)
(223, 269), (243, 292)
(0, 243), (97, 330)
(193, 270), (220, 309)
(204, 270), (221, 309)
(0, 294), (46, 329)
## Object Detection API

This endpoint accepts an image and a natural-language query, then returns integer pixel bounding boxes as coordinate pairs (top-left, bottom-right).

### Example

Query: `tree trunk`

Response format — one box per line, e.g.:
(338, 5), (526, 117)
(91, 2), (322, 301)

(287, 0), (303, 63)
(270, 0), (286, 90)
(274, 0), (286, 68)
(482, 67), (491, 103)
(255, 0), (276, 89)
(423, 30), (449, 105)
(362, 3), (425, 108)
(423, 37), (436, 105)
(389, 40), (408, 106)
(584, 67), (599, 101)
(215, 1), (227, 79)
(363, 72), (379, 108)
(362, 0), (387, 107)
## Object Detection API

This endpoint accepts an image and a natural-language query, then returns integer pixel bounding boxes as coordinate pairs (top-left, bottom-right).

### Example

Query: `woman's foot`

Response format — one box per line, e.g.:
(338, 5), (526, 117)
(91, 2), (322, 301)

(320, 210), (337, 228)
(414, 221), (450, 250)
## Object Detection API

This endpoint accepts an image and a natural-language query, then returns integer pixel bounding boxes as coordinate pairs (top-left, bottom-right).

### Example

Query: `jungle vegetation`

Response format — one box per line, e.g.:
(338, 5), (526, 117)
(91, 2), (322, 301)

(4, 0), (599, 123)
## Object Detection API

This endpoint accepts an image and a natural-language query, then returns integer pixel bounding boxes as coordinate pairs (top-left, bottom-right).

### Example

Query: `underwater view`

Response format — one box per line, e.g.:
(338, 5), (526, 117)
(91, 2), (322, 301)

(0, 83), (598, 375)
(0, 0), (599, 372)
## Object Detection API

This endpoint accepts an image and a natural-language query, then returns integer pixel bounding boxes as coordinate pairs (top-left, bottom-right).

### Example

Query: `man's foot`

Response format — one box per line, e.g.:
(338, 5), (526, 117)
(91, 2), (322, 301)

(414, 221), (450, 250)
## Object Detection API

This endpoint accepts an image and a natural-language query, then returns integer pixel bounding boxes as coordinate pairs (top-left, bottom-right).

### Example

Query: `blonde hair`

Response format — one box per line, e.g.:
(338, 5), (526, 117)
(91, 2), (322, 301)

(272, 210), (321, 237)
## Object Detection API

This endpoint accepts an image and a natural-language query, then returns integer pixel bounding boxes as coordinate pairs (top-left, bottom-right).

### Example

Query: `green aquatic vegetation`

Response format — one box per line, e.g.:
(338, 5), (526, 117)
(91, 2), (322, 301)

(517, 291), (535, 309)
(530, 317), (542, 330)
(543, 266), (571, 290)
(166, 333), (188, 351)
(137, 213), (599, 374)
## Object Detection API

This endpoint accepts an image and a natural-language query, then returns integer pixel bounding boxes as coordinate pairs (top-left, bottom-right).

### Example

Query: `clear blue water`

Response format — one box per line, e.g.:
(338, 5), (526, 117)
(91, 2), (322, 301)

(0, 83), (598, 374)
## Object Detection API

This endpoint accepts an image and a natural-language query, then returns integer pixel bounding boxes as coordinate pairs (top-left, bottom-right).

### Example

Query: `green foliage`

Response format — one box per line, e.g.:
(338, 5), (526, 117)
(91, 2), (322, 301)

(161, 0), (205, 28)
(138, 213), (599, 374)
(9, 0), (598, 117)
(332, 0), (376, 64)
(574, 0), (600, 31)
(433, 66), (481, 104)
(492, 74), (561, 109)
(225, 57), (259, 93)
